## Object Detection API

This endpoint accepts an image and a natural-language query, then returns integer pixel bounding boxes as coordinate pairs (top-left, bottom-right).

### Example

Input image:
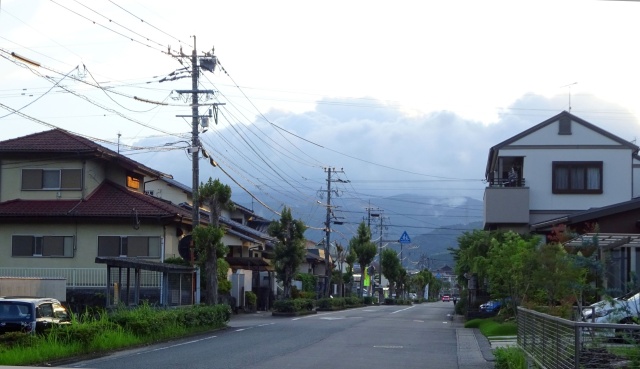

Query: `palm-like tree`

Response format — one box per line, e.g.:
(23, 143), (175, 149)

(195, 178), (233, 305)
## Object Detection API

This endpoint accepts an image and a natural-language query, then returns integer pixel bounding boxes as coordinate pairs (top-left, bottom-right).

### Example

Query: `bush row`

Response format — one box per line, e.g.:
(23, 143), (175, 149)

(272, 298), (315, 313)
(316, 297), (363, 310)
(0, 303), (231, 351)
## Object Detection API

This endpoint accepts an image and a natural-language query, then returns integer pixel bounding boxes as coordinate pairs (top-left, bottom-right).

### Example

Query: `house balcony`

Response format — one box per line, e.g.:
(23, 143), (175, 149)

(484, 180), (530, 227)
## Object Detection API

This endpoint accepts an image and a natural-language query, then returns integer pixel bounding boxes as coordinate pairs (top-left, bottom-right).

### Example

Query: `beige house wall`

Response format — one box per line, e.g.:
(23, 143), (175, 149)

(0, 222), (182, 269)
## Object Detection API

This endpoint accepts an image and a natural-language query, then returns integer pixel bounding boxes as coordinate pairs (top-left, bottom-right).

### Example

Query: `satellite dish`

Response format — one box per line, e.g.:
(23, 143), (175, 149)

(178, 235), (198, 261)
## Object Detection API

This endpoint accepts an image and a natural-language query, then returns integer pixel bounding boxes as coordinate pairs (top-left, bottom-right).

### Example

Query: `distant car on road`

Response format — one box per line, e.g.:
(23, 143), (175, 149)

(0, 297), (71, 334)
(442, 295), (450, 302)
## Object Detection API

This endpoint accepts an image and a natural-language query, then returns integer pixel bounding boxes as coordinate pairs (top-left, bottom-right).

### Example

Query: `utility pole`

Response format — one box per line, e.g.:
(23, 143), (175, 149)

(369, 210), (384, 302)
(170, 37), (221, 305)
(190, 38), (200, 228)
(322, 167), (346, 298)
(171, 36), (221, 229)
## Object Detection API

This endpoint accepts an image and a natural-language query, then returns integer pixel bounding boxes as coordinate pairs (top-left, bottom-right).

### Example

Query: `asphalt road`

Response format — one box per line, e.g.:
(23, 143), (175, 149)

(66, 301), (460, 369)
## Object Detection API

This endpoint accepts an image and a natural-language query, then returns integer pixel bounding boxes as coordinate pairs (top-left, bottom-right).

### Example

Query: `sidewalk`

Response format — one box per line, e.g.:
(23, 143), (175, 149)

(452, 314), (496, 369)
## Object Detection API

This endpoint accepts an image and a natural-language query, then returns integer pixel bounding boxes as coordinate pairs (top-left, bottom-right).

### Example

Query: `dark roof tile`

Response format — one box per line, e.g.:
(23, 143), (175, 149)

(0, 181), (191, 220)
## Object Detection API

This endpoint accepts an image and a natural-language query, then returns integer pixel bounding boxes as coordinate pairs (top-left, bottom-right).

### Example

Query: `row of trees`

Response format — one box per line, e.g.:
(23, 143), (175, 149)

(451, 227), (602, 315)
(190, 177), (446, 305)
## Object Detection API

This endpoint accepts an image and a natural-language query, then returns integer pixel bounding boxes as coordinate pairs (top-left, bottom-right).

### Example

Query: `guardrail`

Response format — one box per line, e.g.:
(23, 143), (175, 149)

(518, 307), (640, 369)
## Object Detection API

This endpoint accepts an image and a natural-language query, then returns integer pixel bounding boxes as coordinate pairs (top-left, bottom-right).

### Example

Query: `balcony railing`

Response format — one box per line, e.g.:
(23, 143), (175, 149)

(487, 177), (526, 188)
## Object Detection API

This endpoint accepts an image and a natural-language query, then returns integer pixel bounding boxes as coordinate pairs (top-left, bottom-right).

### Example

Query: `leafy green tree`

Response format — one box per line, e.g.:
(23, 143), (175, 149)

(482, 232), (539, 314)
(381, 248), (401, 297)
(350, 222), (377, 297)
(397, 268), (409, 299)
(451, 229), (501, 288)
(412, 269), (433, 299)
(217, 258), (231, 294)
(195, 178), (233, 305)
(429, 276), (443, 300)
(344, 246), (357, 296)
(268, 207), (307, 299)
(193, 225), (225, 305)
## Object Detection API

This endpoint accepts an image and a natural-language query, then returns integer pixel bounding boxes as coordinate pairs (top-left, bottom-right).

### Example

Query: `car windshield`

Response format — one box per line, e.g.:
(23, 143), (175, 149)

(0, 302), (33, 321)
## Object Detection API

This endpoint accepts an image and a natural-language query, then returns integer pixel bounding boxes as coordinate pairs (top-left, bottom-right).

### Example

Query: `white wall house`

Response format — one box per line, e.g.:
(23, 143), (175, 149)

(484, 111), (640, 232)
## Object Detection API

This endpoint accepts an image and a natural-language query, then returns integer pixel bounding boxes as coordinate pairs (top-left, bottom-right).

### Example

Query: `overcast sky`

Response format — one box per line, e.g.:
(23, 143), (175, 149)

(2, 0), (640, 232)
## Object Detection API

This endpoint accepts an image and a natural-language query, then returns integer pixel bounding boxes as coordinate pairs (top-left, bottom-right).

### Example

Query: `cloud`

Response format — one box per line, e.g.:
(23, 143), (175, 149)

(132, 92), (640, 217)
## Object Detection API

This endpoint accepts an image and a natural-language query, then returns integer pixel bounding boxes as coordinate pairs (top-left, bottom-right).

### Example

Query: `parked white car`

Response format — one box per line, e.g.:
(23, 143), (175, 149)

(582, 290), (640, 324)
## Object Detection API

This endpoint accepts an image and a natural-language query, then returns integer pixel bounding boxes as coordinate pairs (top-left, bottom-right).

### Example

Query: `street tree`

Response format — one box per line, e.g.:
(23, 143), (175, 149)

(344, 246), (357, 296)
(268, 207), (307, 299)
(480, 231), (539, 314)
(195, 177), (232, 305)
(350, 222), (377, 297)
(397, 268), (409, 299)
(381, 247), (401, 297)
(334, 242), (345, 297)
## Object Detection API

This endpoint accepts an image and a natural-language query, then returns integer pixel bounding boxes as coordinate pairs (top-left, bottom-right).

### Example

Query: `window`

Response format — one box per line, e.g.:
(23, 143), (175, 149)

(552, 161), (602, 194)
(12, 235), (74, 257)
(22, 169), (82, 190)
(37, 303), (54, 318)
(127, 174), (141, 190)
(98, 236), (161, 258)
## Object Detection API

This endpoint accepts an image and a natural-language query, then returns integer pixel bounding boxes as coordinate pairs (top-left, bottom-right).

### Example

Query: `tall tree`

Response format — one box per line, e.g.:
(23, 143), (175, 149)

(350, 222), (377, 298)
(268, 207), (307, 299)
(195, 178), (233, 305)
(381, 247), (401, 297)
(344, 246), (357, 296)
(335, 242), (345, 297)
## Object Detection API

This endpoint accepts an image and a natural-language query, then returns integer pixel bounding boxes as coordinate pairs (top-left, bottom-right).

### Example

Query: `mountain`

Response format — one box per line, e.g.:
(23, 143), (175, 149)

(232, 192), (484, 270)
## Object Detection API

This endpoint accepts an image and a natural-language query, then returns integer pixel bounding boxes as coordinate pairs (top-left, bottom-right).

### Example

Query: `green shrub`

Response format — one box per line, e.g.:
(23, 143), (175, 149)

(296, 273), (317, 292)
(298, 291), (316, 300)
(363, 296), (373, 305)
(464, 318), (483, 329)
(464, 318), (517, 337)
(291, 285), (300, 299)
(346, 297), (362, 306)
(273, 298), (315, 313)
(49, 322), (117, 348)
(494, 347), (527, 369)
(384, 298), (396, 305)
(0, 332), (37, 349)
(245, 291), (257, 307)
(317, 297), (344, 310)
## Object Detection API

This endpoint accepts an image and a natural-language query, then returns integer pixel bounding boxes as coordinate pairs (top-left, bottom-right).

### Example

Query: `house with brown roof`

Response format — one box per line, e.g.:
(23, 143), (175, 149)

(0, 129), (276, 309)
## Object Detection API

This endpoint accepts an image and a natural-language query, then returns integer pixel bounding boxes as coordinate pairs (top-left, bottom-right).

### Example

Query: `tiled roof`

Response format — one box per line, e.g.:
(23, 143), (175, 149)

(0, 180), (191, 220)
(0, 129), (170, 179)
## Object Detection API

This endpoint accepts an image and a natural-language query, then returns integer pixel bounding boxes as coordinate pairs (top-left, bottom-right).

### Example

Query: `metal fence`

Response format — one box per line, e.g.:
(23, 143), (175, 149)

(518, 307), (640, 369)
(0, 267), (162, 288)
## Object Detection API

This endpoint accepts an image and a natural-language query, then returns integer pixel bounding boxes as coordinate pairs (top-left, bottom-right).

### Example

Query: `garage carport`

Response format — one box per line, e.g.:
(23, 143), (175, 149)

(95, 256), (198, 307)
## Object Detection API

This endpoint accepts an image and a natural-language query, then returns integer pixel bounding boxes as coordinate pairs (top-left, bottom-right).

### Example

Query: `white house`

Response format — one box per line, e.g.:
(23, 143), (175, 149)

(484, 111), (640, 232)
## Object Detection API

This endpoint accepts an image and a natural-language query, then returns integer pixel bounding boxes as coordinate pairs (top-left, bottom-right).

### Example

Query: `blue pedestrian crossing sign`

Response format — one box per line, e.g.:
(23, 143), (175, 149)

(399, 231), (411, 244)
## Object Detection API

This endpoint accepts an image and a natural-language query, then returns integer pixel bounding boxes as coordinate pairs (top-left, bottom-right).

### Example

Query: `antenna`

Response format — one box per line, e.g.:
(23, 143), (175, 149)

(561, 82), (578, 112)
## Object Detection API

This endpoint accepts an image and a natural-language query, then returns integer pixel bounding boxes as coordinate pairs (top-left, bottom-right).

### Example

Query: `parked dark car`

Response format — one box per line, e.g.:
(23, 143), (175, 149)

(0, 297), (71, 334)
